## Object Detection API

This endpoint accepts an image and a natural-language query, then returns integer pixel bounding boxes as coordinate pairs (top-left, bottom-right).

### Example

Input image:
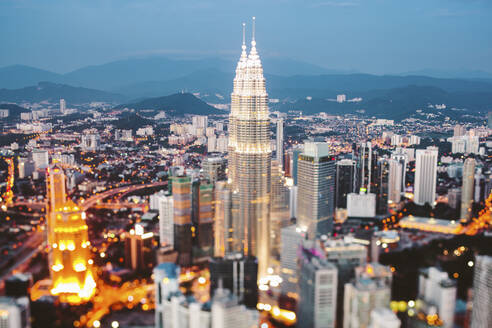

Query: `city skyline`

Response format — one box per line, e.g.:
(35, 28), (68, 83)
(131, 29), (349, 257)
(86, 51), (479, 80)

(0, 5), (491, 328)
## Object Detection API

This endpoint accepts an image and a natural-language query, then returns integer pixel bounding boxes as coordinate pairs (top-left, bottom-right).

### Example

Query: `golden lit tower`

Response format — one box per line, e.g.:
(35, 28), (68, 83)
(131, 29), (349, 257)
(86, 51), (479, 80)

(228, 18), (271, 277)
(47, 166), (95, 304)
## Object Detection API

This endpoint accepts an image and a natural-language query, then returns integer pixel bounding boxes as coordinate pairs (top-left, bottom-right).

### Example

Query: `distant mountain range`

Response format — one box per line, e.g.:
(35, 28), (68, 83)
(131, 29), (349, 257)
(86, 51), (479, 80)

(115, 92), (223, 116)
(0, 56), (345, 91)
(275, 85), (492, 120)
(0, 82), (123, 104)
(1, 56), (491, 120)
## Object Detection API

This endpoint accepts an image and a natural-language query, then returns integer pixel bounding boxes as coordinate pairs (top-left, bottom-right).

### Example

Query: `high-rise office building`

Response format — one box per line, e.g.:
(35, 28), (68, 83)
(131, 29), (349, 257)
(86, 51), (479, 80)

(0, 296), (30, 328)
(80, 134), (100, 152)
(376, 158), (390, 214)
(46, 166), (95, 304)
(276, 117), (284, 167)
(280, 225), (304, 295)
(388, 159), (403, 204)
(172, 176), (193, 266)
(453, 124), (466, 137)
(211, 287), (259, 328)
(288, 146), (303, 185)
(470, 256), (492, 328)
(192, 115), (208, 129)
(154, 262), (180, 328)
(209, 255), (258, 309)
(18, 158), (35, 179)
(213, 181), (234, 257)
(124, 224), (154, 271)
(32, 149), (49, 170)
(271, 160), (290, 257)
(336, 159), (356, 209)
(414, 148), (438, 206)
(158, 194), (174, 248)
(418, 267), (456, 328)
(227, 19), (272, 277)
(343, 263), (393, 328)
(196, 181), (214, 260)
(297, 142), (336, 238)
(59, 99), (66, 114)
(298, 241), (338, 328)
(369, 308), (401, 328)
(460, 158), (475, 220)
(447, 188), (461, 210)
(324, 237), (367, 328)
(355, 142), (378, 193)
(202, 157), (227, 183)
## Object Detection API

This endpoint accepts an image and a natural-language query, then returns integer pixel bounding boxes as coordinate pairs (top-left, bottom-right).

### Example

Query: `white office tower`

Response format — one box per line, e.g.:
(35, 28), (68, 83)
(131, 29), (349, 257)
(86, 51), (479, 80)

(343, 263), (392, 328)
(60, 99), (66, 114)
(460, 158), (475, 220)
(466, 136), (479, 154)
(158, 194), (174, 248)
(18, 158), (35, 179)
(289, 185), (298, 219)
(418, 267), (456, 328)
(347, 192), (376, 218)
(369, 308), (401, 328)
(298, 241), (338, 328)
(80, 134), (100, 152)
(451, 138), (466, 154)
(32, 149), (49, 170)
(390, 150), (408, 193)
(453, 124), (466, 137)
(414, 148), (438, 205)
(211, 287), (258, 328)
(276, 117), (284, 166)
(297, 142), (335, 238)
(0, 296), (31, 328)
(388, 159), (403, 204)
(280, 225), (304, 294)
(150, 190), (166, 210)
(227, 19), (272, 277)
(471, 256), (492, 328)
(192, 115), (208, 129)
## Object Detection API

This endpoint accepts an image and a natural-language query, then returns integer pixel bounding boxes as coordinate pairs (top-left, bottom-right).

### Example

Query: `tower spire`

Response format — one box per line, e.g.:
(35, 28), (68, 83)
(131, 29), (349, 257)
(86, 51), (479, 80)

(242, 22), (246, 47)
(252, 16), (256, 42)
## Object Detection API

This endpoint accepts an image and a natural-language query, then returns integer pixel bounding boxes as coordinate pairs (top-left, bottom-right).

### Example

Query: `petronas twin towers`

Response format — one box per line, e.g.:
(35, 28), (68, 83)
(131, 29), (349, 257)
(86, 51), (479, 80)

(228, 17), (272, 277)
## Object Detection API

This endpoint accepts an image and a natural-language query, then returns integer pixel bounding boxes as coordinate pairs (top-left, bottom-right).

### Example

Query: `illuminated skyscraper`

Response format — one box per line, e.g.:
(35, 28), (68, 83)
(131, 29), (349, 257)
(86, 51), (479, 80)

(297, 142), (336, 238)
(213, 181), (234, 257)
(46, 166), (95, 304)
(460, 158), (475, 220)
(228, 18), (271, 277)
(172, 176), (193, 266)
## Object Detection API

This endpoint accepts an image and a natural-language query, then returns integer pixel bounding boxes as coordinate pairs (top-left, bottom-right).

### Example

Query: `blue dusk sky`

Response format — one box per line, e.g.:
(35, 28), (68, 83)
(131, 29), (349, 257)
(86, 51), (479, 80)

(0, 0), (491, 74)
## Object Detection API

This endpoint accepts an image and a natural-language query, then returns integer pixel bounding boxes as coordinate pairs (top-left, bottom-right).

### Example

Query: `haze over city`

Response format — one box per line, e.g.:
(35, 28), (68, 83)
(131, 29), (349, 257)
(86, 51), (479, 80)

(1, 0), (492, 75)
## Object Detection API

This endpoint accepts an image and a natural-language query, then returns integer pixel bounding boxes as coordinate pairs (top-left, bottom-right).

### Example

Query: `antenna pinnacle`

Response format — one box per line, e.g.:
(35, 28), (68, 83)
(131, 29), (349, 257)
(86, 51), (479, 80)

(252, 16), (256, 41)
(242, 22), (246, 46)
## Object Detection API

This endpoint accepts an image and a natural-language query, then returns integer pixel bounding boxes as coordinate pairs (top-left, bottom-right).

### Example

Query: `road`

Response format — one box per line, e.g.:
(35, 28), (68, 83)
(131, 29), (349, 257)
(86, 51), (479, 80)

(0, 230), (45, 290)
(80, 181), (167, 211)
